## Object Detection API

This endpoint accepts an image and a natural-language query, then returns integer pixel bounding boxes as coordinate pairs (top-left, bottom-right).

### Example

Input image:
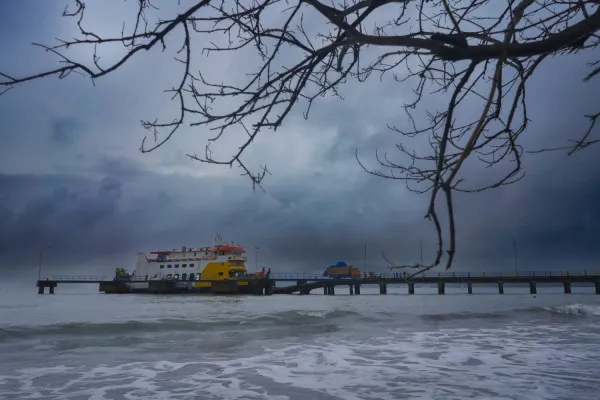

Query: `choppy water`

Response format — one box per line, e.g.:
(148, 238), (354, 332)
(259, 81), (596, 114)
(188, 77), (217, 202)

(1, 282), (600, 399)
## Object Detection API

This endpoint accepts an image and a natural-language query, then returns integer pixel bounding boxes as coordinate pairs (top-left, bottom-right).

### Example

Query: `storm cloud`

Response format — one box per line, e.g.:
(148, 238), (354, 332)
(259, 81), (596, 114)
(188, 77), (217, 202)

(0, 1), (599, 281)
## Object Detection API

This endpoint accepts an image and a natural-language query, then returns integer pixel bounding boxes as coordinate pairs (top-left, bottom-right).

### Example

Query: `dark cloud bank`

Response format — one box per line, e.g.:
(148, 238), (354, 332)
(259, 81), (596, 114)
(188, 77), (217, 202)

(2, 143), (599, 280)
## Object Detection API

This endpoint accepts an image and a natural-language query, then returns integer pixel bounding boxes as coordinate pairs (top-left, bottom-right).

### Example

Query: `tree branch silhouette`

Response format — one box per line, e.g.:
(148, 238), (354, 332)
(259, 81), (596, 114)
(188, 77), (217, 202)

(1, 0), (598, 275)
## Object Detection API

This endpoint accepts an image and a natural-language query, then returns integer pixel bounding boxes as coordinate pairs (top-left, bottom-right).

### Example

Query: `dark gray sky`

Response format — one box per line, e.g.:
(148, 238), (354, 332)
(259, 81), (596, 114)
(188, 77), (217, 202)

(1, 1), (599, 280)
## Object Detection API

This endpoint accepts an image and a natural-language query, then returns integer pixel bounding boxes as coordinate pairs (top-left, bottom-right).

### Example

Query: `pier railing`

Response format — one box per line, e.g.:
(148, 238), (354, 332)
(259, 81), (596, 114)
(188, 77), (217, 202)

(43, 275), (106, 282)
(270, 270), (600, 281)
(43, 275), (150, 282)
(41, 270), (600, 283)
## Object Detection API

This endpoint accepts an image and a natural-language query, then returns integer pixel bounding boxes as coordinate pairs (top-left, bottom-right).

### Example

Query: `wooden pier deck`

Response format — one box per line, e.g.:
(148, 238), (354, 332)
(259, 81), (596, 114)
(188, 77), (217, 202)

(36, 270), (600, 295)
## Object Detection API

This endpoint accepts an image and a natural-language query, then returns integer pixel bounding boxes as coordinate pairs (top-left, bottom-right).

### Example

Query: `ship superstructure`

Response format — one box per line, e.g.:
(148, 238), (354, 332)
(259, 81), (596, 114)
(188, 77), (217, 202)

(133, 235), (248, 281)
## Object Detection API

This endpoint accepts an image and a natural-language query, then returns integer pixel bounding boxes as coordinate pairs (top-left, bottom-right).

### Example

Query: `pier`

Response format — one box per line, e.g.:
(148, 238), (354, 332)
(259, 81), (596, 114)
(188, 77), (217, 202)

(268, 271), (600, 295)
(36, 270), (600, 295)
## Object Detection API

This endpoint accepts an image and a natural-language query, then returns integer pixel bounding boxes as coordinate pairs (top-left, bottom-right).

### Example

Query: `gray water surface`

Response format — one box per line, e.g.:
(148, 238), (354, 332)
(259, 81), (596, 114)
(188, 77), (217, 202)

(1, 282), (599, 399)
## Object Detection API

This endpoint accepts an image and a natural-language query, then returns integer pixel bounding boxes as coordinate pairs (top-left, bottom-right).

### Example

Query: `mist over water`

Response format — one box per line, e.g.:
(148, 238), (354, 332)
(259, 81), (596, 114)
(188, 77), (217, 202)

(1, 282), (600, 399)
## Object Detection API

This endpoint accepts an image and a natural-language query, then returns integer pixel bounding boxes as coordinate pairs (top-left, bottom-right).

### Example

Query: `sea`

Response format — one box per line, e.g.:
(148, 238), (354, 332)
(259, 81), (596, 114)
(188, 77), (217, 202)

(1, 281), (600, 400)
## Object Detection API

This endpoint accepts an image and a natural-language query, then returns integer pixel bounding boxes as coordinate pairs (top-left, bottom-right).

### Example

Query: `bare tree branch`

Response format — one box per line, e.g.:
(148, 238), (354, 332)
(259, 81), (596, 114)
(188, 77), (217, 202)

(1, 0), (599, 275)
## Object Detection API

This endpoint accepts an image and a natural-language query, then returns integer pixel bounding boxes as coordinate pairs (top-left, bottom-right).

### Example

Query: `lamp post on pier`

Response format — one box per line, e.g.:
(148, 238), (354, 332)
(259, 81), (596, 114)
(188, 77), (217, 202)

(513, 235), (518, 276)
(38, 246), (52, 281)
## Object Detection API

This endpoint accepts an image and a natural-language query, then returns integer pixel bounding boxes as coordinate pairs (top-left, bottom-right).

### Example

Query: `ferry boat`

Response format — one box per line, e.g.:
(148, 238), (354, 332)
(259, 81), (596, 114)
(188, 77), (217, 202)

(99, 235), (274, 295)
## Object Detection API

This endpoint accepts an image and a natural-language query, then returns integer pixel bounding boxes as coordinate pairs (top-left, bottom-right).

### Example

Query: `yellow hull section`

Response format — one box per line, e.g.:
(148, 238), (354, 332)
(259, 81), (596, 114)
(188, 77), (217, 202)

(194, 260), (252, 286)
(193, 281), (250, 288)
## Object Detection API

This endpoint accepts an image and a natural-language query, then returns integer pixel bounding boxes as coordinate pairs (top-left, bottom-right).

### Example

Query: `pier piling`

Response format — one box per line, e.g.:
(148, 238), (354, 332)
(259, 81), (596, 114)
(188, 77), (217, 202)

(498, 282), (504, 294)
(437, 281), (445, 295)
(296, 280), (310, 295)
(467, 282), (473, 294)
(529, 282), (537, 295)
(354, 284), (361, 295)
(595, 280), (600, 295)
(379, 283), (387, 294)
(299, 287), (311, 295)
(349, 284), (354, 295)
(36, 280), (57, 295)
(408, 282), (415, 295)
(563, 281), (572, 294)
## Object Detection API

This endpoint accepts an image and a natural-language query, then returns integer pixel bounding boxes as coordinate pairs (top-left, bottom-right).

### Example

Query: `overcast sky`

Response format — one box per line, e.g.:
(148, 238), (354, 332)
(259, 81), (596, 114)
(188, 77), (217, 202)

(1, 1), (599, 280)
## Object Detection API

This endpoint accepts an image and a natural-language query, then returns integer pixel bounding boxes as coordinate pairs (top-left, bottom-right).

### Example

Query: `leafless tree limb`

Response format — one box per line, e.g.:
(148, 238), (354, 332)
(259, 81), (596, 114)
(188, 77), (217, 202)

(1, 0), (599, 275)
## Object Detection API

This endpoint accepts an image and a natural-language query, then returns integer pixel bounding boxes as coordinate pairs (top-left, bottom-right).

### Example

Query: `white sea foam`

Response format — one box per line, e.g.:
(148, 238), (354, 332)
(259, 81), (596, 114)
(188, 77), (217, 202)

(1, 318), (599, 400)
(546, 303), (600, 316)
(296, 310), (331, 318)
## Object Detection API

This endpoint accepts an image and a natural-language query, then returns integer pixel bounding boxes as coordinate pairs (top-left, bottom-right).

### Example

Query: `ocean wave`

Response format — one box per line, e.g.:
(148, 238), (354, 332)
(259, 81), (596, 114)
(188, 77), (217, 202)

(0, 309), (362, 341)
(544, 303), (600, 316)
(1, 303), (598, 342)
(419, 303), (600, 322)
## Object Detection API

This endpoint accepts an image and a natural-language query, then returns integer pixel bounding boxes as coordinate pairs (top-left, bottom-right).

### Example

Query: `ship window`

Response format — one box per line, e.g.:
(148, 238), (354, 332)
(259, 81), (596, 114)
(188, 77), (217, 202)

(160, 264), (165, 269)
(175, 264), (179, 268)
(167, 274), (172, 278)
(190, 263), (195, 268)
(167, 264), (172, 268)
(182, 273), (187, 280)
(218, 272), (224, 276)
(174, 274), (179, 280)
(189, 273), (195, 281)
(182, 264), (187, 268)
